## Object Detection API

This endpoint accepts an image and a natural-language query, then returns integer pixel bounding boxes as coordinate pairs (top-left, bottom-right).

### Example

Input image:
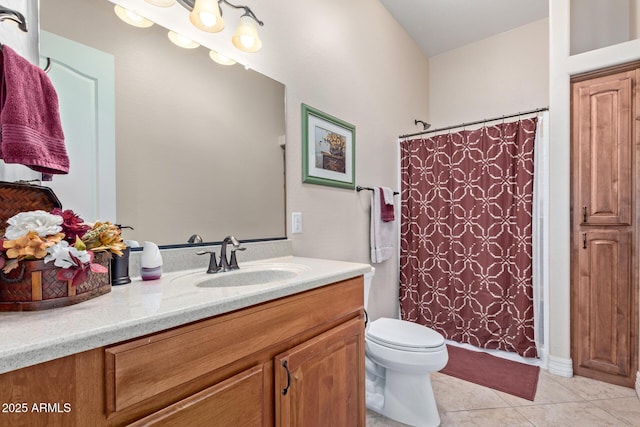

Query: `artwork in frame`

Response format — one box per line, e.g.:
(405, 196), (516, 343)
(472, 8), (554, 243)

(301, 104), (355, 189)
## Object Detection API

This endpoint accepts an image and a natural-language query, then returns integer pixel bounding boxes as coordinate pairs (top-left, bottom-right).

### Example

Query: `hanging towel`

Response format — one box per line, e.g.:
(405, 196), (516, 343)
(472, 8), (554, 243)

(371, 187), (394, 263)
(0, 45), (69, 176)
(380, 186), (395, 222)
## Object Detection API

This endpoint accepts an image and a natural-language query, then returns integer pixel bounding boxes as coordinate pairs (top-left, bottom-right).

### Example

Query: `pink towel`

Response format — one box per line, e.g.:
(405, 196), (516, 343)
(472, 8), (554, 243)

(0, 45), (69, 176)
(380, 187), (395, 222)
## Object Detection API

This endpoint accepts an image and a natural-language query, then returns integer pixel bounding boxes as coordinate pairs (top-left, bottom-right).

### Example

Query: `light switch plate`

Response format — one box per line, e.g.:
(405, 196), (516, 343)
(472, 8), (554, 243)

(292, 212), (302, 234)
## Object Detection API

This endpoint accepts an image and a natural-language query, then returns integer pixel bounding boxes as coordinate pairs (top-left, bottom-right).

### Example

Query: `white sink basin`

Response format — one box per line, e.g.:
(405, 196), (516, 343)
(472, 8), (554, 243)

(172, 263), (310, 288)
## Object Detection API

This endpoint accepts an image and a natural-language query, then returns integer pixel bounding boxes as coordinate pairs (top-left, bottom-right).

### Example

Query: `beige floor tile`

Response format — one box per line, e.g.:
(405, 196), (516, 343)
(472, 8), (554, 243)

(515, 401), (626, 426)
(440, 408), (533, 426)
(496, 370), (583, 406)
(547, 374), (637, 401)
(593, 396), (640, 426)
(432, 373), (510, 412)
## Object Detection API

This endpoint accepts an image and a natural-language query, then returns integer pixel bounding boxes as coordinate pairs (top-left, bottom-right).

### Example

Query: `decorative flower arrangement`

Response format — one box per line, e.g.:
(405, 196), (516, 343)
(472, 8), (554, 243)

(0, 209), (126, 286)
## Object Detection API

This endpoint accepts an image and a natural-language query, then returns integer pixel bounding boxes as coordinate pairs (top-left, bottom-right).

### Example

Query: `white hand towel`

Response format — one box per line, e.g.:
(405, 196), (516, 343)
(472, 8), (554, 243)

(370, 187), (394, 263)
(381, 187), (395, 206)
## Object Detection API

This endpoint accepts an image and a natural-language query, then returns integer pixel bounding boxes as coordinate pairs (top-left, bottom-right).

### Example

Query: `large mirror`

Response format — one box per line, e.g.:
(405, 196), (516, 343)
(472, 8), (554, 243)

(39, 0), (286, 246)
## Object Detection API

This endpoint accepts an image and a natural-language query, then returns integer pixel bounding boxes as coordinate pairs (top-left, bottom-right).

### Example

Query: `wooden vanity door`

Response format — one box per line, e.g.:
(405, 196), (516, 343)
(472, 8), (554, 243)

(275, 317), (365, 427)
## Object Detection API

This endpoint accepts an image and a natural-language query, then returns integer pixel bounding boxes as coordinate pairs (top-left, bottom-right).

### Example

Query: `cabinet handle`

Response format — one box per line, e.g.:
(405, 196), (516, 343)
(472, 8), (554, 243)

(281, 360), (291, 396)
(583, 233), (587, 249)
(583, 206), (587, 223)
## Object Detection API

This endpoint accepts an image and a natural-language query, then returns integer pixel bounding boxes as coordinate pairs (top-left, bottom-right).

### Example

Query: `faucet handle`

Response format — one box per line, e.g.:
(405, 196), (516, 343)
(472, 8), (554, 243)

(229, 246), (246, 270)
(196, 250), (221, 274)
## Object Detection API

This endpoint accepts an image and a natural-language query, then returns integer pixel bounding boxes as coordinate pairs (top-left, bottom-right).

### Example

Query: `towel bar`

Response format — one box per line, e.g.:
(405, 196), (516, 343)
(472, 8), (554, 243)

(356, 186), (399, 196)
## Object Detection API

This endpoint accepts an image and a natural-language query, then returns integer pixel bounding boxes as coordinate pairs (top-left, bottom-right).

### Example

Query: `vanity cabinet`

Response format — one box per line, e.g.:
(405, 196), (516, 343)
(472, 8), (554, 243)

(0, 276), (365, 426)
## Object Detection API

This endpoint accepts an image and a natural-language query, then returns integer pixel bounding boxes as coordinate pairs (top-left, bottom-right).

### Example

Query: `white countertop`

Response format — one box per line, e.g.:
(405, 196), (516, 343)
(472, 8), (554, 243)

(0, 256), (370, 374)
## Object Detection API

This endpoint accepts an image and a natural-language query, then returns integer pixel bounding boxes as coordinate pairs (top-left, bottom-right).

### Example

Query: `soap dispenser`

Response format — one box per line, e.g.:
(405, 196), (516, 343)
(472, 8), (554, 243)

(140, 241), (163, 280)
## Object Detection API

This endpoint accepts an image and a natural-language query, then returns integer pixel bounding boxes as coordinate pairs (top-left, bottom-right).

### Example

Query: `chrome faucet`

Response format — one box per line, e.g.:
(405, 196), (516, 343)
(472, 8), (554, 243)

(196, 235), (245, 274)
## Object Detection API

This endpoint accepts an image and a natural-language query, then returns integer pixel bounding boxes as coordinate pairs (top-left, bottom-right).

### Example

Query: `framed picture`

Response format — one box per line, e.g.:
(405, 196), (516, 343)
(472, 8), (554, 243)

(302, 104), (355, 189)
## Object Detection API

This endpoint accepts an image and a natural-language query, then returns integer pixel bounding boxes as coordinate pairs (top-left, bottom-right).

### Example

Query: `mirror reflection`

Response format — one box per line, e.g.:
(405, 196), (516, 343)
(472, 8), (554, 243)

(39, 0), (286, 246)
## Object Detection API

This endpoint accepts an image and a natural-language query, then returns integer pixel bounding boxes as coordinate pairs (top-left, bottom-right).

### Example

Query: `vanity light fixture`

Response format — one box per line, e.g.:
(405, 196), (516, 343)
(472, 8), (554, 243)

(231, 13), (261, 52)
(190, 0), (225, 32)
(115, 0), (263, 55)
(176, 0), (264, 52)
(209, 50), (236, 65)
(114, 5), (154, 28)
(168, 30), (200, 48)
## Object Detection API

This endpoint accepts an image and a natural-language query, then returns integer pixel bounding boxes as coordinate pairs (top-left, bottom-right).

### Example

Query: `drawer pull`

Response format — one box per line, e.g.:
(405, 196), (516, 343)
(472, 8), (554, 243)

(583, 206), (587, 223)
(282, 360), (291, 395)
(583, 233), (587, 249)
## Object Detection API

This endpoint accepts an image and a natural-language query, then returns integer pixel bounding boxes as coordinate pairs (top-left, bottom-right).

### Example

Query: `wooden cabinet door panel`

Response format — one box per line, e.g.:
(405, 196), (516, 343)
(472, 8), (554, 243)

(276, 317), (365, 427)
(129, 365), (265, 427)
(575, 230), (632, 380)
(573, 70), (633, 225)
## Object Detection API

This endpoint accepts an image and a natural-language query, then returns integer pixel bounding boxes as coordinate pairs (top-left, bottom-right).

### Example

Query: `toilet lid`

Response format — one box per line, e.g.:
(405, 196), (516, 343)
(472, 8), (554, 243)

(366, 318), (445, 350)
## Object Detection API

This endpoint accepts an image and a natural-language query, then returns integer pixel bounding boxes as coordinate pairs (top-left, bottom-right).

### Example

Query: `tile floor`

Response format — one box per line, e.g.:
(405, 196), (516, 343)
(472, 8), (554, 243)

(366, 370), (640, 426)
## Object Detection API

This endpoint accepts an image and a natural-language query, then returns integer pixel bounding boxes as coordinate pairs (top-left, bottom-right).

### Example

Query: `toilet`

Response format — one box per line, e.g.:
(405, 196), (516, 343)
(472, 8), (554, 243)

(364, 268), (448, 427)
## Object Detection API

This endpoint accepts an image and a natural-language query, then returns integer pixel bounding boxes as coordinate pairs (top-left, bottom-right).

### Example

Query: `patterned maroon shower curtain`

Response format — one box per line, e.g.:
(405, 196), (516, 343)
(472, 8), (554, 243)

(399, 119), (538, 358)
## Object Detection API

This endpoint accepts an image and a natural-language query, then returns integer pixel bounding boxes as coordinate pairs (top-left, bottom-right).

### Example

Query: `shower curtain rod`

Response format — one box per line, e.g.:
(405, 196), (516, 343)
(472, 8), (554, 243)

(399, 106), (549, 139)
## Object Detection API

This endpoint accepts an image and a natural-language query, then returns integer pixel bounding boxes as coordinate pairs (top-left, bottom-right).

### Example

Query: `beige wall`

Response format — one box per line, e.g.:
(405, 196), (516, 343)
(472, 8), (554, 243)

(429, 19), (549, 127)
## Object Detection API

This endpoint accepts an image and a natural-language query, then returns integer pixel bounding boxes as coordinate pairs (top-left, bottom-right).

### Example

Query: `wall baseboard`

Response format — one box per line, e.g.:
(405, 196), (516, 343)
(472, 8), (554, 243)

(547, 355), (573, 377)
(636, 371), (640, 399)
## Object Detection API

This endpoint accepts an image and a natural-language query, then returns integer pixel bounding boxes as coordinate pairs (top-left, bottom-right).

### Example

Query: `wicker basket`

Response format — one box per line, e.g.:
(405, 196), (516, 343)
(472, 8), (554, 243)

(0, 181), (62, 236)
(0, 181), (112, 311)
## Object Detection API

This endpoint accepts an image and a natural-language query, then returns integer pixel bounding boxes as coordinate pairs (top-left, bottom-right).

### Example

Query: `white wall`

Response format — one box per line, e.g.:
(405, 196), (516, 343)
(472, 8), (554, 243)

(429, 19), (549, 127)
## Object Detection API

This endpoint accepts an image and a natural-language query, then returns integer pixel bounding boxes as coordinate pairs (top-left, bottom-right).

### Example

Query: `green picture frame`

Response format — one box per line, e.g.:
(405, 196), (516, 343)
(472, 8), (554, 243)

(301, 104), (356, 189)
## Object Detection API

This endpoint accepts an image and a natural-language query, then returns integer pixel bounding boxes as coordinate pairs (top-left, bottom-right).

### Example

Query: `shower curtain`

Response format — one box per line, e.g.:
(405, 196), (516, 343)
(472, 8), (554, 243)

(399, 118), (538, 358)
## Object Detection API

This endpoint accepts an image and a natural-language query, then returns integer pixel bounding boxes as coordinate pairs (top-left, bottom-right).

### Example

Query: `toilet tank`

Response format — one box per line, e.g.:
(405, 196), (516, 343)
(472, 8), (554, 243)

(364, 267), (375, 310)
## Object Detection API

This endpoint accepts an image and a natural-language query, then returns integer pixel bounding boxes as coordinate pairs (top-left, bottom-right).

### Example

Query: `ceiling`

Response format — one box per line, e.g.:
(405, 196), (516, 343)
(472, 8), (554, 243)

(379, 0), (549, 57)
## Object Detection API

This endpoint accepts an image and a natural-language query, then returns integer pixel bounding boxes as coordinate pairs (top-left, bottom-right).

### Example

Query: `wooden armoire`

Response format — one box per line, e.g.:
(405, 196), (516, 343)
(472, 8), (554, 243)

(571, 61), (639, 388)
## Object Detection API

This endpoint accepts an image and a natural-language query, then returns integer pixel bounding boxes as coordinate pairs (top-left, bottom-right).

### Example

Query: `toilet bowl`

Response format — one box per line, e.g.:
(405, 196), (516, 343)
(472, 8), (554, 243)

(364, 269), (448, 427)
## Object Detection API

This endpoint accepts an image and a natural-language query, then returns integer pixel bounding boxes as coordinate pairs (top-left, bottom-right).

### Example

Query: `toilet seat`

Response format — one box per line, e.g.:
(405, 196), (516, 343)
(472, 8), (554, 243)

(366, 318), (445, 352)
